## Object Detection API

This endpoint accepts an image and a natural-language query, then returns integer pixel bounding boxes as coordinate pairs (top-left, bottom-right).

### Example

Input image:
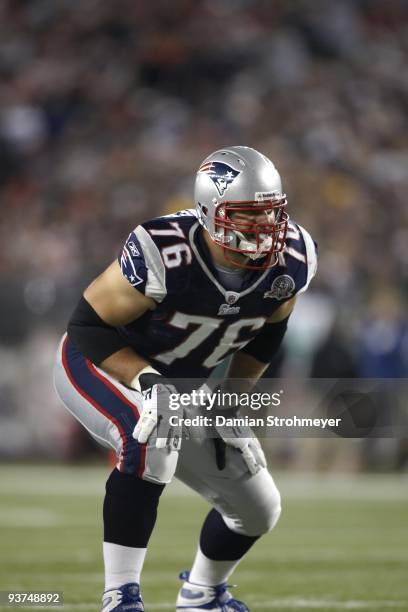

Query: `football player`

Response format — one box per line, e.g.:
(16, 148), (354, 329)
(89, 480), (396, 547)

(54, 146), (317, 611)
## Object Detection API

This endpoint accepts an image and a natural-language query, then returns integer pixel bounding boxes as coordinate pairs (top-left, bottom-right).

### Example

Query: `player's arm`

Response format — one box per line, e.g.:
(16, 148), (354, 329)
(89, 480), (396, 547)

(68, 260), (157, 387)
(226, 296), (296, 383)
(68, 259), (178, 447)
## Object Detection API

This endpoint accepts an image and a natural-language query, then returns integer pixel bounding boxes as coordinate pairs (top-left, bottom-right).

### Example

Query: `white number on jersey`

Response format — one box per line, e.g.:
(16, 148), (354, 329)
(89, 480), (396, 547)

(203, 317), (266, 368)
(278, 221), (306, 265)
(148, 221), (193, 268)
(149, 221), (186, 238)
(154, 313), (265, 367)
(162, 243), (192, 268)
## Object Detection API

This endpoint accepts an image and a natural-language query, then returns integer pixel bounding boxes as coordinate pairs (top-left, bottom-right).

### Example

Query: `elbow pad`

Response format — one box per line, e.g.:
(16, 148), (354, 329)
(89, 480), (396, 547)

(67, 296), (128, 365)
(241, 316), (289, 364)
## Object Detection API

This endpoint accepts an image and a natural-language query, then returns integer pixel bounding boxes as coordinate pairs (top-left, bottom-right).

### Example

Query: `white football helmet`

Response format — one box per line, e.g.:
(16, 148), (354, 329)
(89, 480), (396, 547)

(194, 146), (288, 269)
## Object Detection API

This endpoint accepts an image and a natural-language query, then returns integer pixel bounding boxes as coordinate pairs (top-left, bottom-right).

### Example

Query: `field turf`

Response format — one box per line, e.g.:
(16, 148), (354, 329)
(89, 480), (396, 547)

(0, 465), (407, 611)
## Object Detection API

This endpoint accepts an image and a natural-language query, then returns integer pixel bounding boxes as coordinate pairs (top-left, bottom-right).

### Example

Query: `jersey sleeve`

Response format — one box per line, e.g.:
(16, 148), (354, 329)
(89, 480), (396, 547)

(118, 226), (167, 303)
(296, 224), (318, 294)
(281, 222), (318, 296)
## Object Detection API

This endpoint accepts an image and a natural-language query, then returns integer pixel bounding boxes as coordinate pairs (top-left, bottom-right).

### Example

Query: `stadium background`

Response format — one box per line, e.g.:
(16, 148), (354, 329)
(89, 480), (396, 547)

(0, 1), (407, 610)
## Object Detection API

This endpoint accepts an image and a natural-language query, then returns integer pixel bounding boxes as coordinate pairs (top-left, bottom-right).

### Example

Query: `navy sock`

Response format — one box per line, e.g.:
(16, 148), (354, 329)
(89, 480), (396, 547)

(103, 468), (165, 548)
(199, 509), (258, 561)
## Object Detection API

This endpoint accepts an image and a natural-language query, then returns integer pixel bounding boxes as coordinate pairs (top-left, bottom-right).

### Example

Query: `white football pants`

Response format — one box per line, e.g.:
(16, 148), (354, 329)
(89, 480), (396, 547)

(54, 334), (281, 537)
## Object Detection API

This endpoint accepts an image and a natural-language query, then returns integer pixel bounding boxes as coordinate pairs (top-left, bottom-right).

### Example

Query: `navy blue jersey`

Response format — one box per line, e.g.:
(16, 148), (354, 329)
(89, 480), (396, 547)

(117, 210), (317, 378)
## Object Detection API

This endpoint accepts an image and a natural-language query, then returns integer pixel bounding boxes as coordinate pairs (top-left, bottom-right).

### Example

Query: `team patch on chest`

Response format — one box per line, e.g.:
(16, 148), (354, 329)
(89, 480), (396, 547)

(263, 274), (295, 300)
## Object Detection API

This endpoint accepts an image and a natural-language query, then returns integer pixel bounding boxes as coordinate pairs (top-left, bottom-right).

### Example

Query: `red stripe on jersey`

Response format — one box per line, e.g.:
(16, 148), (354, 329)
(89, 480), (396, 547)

(85, 360), (141, 420)
(85, 360), (146, 478)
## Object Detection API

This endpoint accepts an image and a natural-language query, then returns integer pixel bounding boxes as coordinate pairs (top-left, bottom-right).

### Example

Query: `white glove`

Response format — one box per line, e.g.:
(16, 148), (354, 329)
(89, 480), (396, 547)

(215, 422), (267, 475)
(132, 372), (181, 450)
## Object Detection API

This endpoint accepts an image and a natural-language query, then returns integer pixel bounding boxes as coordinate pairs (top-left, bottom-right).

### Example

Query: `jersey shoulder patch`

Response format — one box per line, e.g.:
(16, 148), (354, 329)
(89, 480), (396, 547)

(118, 226), (167, 302)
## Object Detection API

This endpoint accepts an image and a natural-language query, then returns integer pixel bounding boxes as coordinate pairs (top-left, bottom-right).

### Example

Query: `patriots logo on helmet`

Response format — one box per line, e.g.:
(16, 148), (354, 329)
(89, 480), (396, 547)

(198, 161), (240, 197)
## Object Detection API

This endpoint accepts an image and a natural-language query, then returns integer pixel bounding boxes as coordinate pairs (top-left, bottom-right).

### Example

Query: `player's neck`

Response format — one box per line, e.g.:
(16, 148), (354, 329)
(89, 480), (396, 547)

(202, 229), (248, 270)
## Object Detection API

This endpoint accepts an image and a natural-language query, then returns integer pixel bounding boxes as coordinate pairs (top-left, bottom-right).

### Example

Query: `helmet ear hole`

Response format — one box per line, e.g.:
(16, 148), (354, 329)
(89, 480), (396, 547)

(201, 205), (208, 216)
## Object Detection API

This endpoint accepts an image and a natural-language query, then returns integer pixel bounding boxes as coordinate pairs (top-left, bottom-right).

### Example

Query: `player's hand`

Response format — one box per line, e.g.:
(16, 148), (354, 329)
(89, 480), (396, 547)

(214, 421), (266, 475)
(203, 382), (266, 475)
(132, 374), (181, 450)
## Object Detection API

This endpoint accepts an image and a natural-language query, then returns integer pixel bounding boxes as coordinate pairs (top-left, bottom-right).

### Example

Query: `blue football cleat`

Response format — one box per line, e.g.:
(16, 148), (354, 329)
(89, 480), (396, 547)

(101, 583), (144, 611)
(176, 571), (249, 611)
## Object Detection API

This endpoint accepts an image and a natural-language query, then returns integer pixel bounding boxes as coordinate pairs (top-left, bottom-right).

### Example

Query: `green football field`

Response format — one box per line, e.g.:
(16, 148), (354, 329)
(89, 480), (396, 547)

(0, 464), (407, 612)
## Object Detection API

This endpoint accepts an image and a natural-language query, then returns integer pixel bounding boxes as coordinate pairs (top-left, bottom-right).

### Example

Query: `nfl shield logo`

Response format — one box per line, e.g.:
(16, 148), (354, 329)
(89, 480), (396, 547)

(225, 291), (240, 305)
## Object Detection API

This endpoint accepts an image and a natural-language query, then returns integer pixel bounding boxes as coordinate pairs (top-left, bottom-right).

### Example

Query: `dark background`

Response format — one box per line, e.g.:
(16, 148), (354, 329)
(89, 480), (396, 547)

(0, 0), (407, 466)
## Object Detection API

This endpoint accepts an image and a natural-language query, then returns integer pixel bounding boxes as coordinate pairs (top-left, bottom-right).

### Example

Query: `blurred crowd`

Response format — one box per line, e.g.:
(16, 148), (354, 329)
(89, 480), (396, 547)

(0, 0), (407, 461)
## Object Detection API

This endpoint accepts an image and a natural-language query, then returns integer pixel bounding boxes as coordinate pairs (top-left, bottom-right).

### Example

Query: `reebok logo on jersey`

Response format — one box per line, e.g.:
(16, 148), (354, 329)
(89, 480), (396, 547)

(128, 241), (140, 257)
